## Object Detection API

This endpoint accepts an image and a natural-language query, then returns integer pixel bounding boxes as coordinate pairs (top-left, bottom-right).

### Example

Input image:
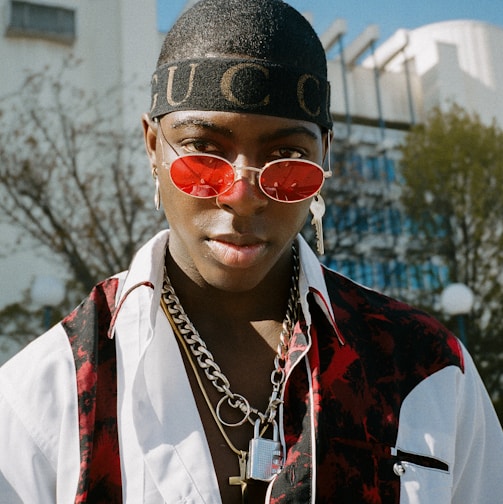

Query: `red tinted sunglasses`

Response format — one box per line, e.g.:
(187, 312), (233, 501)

(158, 125), (331, 203)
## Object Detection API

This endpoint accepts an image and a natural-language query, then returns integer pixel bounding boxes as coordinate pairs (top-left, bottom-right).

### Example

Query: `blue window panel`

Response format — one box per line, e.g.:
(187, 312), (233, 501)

(395, 262), (408, 289)
(438, 265), (450, 285)
(364, 156), (380, 180)
(388, 208), (402, 235)
(333, 205), (356, 232)
(339, 260), (357, 279)
(351, 154), (363, 176)
(376, 262), (393, 289)
(409, 264), (425, 290)
(355, 206), (369, 233)
(333, 206), (344, 232)
(324, 205), (336, 228)
(384, 158), (396, 182)
(403, 216), (419, 236)
(331, 153), (345, 177)
(369, 209), (386, 233)
(358, 260), (374, 287)
(423, 262), (450, 290)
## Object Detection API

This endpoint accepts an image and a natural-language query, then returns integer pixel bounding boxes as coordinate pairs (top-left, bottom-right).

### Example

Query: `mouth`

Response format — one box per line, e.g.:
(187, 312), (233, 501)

(206, 234), (268, 268)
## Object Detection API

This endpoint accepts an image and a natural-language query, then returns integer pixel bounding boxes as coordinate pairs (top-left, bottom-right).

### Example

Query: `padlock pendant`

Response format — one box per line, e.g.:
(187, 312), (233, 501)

(247, 419), (283, 481)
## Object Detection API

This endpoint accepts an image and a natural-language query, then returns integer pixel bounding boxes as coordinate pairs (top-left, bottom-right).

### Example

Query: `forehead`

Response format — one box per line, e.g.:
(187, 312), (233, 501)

(160, 110), (323, 141)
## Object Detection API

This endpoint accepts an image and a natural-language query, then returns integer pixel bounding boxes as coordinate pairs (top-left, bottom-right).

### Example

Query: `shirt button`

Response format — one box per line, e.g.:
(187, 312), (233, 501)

(393, 462), (406, 476)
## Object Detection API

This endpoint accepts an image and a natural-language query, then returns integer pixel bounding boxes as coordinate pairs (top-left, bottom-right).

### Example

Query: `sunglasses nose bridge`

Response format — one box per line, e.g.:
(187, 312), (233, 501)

(231, 165), (262, 185)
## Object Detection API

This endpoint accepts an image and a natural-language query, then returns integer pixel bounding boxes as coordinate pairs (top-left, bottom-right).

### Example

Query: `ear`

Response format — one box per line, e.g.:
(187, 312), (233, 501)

(142, 113), (158, 168)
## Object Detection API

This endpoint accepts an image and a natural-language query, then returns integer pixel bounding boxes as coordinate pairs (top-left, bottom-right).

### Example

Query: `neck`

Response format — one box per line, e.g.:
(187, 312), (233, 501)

(160, 244), (300, 415)
(164, 246), (295, 325)
(160, 249), (299, 500)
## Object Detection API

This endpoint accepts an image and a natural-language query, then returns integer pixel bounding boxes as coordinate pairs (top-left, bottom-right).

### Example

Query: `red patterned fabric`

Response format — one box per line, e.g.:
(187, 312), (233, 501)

(62, 278), (122, 504)
(60, 267), (463, 503)
(271, 267), (464, 503)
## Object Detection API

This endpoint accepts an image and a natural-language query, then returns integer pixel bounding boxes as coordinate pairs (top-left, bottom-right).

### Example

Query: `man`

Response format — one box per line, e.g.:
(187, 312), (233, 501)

(1, 1), (502, 503)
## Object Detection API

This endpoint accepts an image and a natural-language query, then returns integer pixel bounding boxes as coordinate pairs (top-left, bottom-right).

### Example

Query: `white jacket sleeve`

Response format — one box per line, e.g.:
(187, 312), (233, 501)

(0, 325), (81, 504)
(395, 344), (503, 504)
(451, 348), (503, 503)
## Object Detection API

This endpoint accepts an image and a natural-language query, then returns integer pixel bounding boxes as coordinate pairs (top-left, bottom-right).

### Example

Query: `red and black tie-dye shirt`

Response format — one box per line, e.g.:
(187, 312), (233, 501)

(61, 267), (463, 503)
(62, 278), (122, 504)
(272, 268), (463, 503)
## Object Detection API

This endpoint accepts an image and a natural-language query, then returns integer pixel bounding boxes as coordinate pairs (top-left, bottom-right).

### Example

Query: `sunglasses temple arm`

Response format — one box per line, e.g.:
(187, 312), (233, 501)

(154, 118), (181, 158)
(324, 131), (333, 178)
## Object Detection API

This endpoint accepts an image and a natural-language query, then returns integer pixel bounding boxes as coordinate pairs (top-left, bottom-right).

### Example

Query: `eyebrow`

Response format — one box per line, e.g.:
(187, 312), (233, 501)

(170, 117), (319, 142)
(258, 126), (319, 142)
(170, 117), (233, 137)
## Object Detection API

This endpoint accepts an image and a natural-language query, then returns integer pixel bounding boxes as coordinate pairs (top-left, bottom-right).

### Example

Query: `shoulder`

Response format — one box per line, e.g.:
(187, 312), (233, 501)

(0, 274), (124, 405)
(62, 276), (123, 342)
(0, 322), (79, 477)
(320, 266), (464, 375)
(0, 275), (124, 478)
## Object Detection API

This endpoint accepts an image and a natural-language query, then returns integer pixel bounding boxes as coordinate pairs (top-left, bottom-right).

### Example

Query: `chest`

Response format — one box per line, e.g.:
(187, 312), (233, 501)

(177, 318), (289, 503)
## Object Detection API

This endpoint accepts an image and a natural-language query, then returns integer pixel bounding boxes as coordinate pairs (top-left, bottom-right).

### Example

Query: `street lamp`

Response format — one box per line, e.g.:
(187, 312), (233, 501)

(31, 275), (65, 330)
(440, 283), (474, 348)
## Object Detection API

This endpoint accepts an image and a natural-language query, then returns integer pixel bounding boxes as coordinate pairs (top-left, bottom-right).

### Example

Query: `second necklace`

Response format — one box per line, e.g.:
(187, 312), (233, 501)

(161, 244), (300, 429)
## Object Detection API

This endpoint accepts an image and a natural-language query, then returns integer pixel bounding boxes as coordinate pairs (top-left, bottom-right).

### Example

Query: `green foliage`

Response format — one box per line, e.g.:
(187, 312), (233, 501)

(399, 104), (503, 417)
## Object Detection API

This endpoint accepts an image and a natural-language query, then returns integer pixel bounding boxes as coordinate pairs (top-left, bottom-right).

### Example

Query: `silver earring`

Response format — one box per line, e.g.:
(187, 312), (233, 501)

(153, 171), (161, 211)
(310, 194), (326, 255)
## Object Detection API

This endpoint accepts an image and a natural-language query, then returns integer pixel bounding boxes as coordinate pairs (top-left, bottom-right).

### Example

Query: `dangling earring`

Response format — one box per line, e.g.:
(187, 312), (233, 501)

(154, 176), (161, 211)
(152, 167), (161, 211)
(309, 131), (332, 255)
(310, 194), (326, 255)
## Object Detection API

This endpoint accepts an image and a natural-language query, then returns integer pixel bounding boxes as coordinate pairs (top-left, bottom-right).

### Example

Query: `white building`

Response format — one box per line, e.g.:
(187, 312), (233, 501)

(325, 19), (503, 136)
(1, 0), (162, 126)
(0, 0), (163, 360)
(316, 19), (503, 295)
(1, 0), (502, 359)
(0, 0), (163, 320)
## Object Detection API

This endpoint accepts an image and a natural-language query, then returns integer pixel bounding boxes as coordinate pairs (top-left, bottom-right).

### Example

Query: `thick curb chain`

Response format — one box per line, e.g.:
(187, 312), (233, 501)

(161, 245), (300, 427)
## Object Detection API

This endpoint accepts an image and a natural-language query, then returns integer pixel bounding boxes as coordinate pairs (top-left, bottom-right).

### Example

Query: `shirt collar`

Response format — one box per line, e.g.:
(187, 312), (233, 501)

(297, 236), (345, 346)
(108, 230), (169, 339)
(111, 231), (343, 345)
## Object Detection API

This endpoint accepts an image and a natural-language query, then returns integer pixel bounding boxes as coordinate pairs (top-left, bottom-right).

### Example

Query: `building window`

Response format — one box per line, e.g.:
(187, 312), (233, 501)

(384, 157), (396, 182)
(6, 1), (76, 43)
(364, 156), (380, 180)
(388, 207), (402, 235)
(358, 260), (374, 287)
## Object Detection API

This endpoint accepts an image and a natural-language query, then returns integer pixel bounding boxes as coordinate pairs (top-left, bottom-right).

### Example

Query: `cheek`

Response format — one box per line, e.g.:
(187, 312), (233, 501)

(290, 205), (310, 229)
(158, 165), (173, 193)
(159, 173), (214, 231)
(275, 200), (312, 236)
(158, 168), (184, 208)
(158, 171), (188, 222)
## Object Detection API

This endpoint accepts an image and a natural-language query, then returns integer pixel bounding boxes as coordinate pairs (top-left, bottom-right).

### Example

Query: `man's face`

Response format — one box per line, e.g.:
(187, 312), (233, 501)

(144, 110), (326, 293)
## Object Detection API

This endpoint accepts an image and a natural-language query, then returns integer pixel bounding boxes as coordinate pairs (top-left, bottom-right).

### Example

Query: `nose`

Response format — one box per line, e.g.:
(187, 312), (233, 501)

(216, 158), (268, 215)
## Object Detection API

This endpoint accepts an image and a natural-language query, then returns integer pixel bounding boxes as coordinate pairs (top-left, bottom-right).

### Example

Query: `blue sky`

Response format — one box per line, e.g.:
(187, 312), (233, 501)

(157, 0), (503, 44)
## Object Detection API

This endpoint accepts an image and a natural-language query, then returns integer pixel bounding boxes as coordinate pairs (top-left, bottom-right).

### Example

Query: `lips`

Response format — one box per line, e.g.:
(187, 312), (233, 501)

(206, 234), (268, 268)
(210, 233), (266, 247)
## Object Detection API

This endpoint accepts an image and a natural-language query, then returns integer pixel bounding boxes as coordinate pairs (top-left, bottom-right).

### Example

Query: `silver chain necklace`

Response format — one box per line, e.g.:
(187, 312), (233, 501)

(161, 245), (300, 428)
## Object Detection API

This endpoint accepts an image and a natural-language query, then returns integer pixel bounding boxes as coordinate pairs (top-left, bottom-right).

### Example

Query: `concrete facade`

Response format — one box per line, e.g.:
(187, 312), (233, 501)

(1, 0), (161, 127)
(0, 0), (162, 317)
(368, 20), (503, 127)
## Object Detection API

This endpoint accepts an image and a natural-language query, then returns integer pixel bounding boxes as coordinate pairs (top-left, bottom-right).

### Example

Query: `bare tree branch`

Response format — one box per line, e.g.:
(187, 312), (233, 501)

(0, 60), (164, 298)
